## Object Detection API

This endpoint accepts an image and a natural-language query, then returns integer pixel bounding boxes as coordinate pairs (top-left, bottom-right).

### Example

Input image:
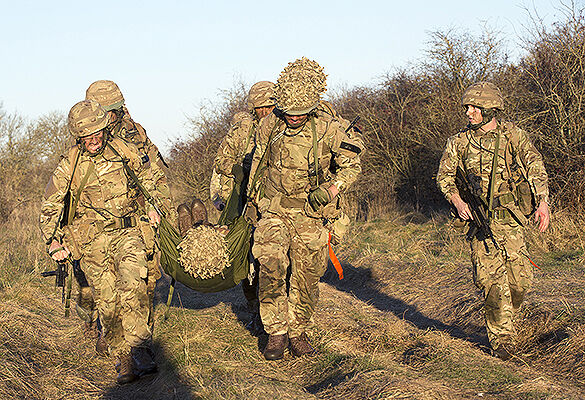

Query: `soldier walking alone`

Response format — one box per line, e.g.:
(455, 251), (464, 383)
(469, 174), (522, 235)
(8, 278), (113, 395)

(437, 82), (550, 360)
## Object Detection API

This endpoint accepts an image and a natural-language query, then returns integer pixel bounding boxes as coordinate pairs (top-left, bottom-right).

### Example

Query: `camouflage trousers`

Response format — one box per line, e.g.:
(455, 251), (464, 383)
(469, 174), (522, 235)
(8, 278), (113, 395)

(252, 210), (328, 337)
(80, 227), (152, 357)
(76, 238), (160, 337)
(471, 217), (533, 349)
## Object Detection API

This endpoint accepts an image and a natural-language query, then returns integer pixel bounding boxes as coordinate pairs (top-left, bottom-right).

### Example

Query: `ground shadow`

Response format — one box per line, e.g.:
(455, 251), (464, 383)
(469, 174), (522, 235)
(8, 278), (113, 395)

(153, 273), (261, 341)
(322, 260), (488, 348)
(100, 340), (201, 400)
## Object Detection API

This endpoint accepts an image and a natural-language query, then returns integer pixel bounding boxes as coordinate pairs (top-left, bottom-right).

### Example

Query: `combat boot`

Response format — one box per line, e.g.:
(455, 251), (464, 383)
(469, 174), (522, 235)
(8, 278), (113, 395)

(95, 332), (108, 356)
(190, 198), (208, 225)
(177, 203), (192, 237)
(263, 333), (289, 360)
(289, 332), (315, 357)
(492, 339), (515, 361)
(131, 346), (158, 377)
(116, 352), (138, 384)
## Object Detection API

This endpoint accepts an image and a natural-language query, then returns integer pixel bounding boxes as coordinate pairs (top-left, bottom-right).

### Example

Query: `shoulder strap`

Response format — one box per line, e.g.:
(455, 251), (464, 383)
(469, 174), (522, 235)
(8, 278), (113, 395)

(106, 141), (164, 217)
(243, 122), (256, 155)
(47, 145), (82, 243)
(311, 116), (319, 187)
(487, 131), (502, 218)
(249, 119), (281, 199)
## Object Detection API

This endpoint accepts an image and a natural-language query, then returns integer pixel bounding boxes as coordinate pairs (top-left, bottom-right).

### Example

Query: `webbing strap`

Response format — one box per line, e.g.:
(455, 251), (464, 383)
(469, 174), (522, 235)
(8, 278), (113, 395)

(487, 131), (501, 220)
(243, 123), (255, 158)
(310, 116), (319, 187)
(69, 161), (94, 224)
(48, 147), (82, 244)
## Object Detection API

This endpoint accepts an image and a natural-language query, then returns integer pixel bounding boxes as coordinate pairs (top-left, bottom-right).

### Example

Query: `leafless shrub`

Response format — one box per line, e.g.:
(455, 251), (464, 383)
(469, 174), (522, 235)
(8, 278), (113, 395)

(167, 82), (247, 205)
(0, 107), (69, 221)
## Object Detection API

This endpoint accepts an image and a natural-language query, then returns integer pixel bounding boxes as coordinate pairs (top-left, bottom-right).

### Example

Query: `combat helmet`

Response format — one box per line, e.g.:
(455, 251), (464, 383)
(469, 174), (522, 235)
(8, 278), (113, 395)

(247, 81), (276, 110)
(275, 57), (327, 115)
(461, 82), (504, 110)
(68, 99), (109, 138)
(86, 80), (125, 111)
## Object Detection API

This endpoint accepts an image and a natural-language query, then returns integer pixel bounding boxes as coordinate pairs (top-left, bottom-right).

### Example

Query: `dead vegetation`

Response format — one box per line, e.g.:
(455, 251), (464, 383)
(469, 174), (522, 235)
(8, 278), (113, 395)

(1, 4), (585, 399)
(1, 204), (584, 399)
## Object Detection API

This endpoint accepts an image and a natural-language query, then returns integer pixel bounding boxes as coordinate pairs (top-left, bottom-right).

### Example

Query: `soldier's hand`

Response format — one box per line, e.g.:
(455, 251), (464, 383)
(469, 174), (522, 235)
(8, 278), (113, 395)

(48, 240), (70, 261)
(308, 186), (334, 211)
(451, 193), (473, 220)
(534, 201), (550, 232)
(148, 210), (161, 227)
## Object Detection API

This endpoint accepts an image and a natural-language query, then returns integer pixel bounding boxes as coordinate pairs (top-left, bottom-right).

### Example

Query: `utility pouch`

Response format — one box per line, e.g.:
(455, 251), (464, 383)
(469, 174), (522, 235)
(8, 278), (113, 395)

(326, 212), (350, 245)
(515, 179), (536, 216)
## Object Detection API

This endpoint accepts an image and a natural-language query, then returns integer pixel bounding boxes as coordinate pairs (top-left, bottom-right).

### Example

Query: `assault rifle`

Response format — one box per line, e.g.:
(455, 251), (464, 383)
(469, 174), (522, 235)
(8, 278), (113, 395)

(455, 166), (497, 247)
(42, 258), (88, 317)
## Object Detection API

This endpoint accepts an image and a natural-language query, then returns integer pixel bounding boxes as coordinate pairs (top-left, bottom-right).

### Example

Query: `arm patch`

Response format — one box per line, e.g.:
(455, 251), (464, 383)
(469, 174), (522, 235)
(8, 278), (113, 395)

(340, 141), (362, 154)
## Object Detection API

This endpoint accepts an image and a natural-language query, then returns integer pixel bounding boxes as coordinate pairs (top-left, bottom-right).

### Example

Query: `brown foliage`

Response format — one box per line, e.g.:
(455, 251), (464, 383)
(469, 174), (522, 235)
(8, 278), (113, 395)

(167, 83), (247, 205)
(0, 108), (70, 222)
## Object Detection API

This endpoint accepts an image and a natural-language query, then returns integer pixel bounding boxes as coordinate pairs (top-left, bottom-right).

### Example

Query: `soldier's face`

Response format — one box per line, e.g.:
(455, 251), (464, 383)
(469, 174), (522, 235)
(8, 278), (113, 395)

(284, 113), (309, 128)
(81, 130), (104, 154)
(254, 105), (274, 119)
(465, 105), (483, 125)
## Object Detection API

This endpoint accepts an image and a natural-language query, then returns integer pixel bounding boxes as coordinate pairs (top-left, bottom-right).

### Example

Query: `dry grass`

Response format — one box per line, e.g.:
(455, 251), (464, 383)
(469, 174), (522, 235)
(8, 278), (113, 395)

(2, 207), (585, 399)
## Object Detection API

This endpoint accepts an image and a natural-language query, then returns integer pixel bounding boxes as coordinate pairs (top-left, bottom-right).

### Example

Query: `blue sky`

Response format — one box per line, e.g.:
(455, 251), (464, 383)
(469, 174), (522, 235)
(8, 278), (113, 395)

(0, 0), (568, 153)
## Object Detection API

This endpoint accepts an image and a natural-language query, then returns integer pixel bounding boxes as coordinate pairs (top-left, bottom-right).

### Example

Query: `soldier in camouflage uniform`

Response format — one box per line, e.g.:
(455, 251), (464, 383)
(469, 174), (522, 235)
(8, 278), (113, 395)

(40, 100), (164, 383)
(437, 82), (550, 360)
(247, 58), (363, 360)
(85, 80), (172, 349)
(206, 81), (276, 333)
(210, 81), (276, 211)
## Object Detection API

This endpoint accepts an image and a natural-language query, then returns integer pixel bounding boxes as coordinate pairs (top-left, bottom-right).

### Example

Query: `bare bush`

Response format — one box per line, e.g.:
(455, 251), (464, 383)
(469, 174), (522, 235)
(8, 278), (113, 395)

(512, 3), (585, 210)
(167, 82), (247, 205)
(0, 108), (69, 221)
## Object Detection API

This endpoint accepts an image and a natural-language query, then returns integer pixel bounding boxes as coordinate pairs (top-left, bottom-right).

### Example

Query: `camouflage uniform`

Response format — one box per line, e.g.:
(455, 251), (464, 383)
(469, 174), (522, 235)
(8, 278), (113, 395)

(437, 119), (549, 350)
(210, 111), (258, 205)
(248, 109), (363, 338)
(40, 132), (164, 360)
(85, 81), (173, 335)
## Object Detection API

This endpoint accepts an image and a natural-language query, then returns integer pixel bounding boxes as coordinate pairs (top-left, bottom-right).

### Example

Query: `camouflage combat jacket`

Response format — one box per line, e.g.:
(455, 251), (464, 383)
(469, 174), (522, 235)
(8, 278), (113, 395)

(40, 137), (164, 251)
(437, 121), (549, 220)
(110, 114), (172, 216)
(210, 111), (258, 202)
(248, 109), (363, 219)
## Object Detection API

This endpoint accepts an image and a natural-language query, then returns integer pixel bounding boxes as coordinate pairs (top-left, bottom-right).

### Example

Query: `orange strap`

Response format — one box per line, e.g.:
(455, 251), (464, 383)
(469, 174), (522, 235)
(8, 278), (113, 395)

(528, 257), (541, 270)
(328, 232), (343, 280)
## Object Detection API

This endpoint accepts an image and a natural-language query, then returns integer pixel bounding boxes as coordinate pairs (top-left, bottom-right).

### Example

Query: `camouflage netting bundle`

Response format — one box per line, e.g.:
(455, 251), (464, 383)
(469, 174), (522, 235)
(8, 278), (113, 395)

(178, 225), (230, 279)
(275, 57), (327, 115)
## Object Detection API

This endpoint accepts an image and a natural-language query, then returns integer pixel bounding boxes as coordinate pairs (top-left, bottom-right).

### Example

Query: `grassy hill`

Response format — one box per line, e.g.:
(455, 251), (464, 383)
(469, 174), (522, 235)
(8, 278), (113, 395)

(1, 207), (584, 399)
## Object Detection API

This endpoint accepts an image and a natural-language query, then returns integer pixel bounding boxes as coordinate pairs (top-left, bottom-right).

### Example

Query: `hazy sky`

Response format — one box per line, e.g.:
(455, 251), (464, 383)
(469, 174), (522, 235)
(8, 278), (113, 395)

(1, 0), (569, 153)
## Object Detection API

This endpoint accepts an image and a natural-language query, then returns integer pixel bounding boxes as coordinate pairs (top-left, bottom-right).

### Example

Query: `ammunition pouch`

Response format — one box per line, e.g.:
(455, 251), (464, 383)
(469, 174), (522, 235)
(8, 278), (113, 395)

(138, 215), (157, 256)
(326, 212), (350, 245)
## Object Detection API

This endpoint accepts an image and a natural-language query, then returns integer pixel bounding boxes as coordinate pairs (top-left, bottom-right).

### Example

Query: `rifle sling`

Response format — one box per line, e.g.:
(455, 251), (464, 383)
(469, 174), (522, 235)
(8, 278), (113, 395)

(47, 146), (82, 244)
(106, 142), (164, 218)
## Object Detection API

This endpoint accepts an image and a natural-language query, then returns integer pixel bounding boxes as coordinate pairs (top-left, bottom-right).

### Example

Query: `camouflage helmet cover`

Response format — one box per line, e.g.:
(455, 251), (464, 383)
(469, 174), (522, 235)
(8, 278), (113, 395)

(247, 81), (276, 110)
(85, 80), (125, 111)
(275, 57), (327, 115)
(461, 81), (504, 110)
(68, 99), (110, 138)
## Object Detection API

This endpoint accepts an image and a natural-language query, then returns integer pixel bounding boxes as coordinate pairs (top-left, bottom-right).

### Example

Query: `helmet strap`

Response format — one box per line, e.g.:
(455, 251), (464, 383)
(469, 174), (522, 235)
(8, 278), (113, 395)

(468, 107), (497, 131)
